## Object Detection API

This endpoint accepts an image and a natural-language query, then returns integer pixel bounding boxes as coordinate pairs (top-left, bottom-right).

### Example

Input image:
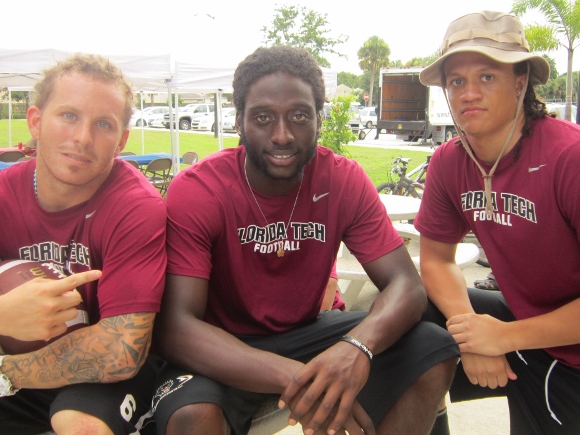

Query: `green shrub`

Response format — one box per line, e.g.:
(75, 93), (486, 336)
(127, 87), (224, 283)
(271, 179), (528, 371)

(319, 95), (357, 156)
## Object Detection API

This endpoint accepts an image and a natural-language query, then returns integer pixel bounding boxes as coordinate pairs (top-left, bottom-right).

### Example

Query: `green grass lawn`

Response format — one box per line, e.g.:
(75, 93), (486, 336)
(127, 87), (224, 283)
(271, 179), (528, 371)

(1, 119), (431, 187)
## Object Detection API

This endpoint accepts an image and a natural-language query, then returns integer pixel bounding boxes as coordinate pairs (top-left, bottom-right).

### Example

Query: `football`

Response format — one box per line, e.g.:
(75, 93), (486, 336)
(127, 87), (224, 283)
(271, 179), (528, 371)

(0, 259), (89, 354)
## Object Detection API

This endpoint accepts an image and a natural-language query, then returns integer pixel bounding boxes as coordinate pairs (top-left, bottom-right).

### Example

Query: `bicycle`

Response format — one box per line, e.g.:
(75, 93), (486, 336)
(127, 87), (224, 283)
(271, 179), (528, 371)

(376, 154), (491, 268)
(376, 154), (430, 198)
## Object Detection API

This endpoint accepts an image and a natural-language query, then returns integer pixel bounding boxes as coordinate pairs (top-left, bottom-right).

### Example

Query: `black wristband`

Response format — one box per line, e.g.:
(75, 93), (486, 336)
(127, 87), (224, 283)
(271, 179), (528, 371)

(340, 336), (373, 363)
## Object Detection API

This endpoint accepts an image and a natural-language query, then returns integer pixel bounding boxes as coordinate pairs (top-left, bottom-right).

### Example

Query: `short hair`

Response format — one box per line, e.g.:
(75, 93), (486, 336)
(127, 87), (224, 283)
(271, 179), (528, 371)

(233, 45), (326, 114)
(34, 53), (134, 129)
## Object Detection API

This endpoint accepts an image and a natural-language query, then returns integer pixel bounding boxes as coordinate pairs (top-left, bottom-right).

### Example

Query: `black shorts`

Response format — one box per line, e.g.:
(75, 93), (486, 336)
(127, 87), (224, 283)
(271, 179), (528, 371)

(0, 354), (163, 435)
(423, 288), (580, 435)
(152, 310), (459, 435)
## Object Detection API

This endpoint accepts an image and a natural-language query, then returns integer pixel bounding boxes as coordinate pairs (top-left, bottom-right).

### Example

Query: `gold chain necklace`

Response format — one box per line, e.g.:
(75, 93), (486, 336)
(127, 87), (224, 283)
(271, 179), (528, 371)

(243, 157), (303, 257)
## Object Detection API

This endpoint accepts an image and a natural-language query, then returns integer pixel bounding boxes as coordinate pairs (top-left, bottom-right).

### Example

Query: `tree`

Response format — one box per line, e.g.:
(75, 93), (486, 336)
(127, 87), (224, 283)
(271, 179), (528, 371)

(358, 70), (381, 106)
(319, 96), (357, 155)
(261, 5), (348, 68)
(512, 0), (580, 121)
(404, 52), (439, 67)
(0, 88), (29, 103)
(337, 72), (360, 89)
(544, 54), (559, 79)
(357, 36), (390, 107)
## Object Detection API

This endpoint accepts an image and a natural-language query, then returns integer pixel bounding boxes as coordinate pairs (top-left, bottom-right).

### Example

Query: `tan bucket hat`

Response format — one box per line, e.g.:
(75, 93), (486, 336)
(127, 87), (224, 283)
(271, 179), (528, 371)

(420, 10), (550, 87)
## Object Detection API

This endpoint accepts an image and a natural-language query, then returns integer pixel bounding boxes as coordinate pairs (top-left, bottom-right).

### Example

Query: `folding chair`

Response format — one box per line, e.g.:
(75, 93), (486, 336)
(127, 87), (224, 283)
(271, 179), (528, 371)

(0, 150), (26, 162)
(144, 157), (172, 194)
(182, 151), (198, 165)
(119, 151), (136, 156)
(124, 160), (140, 170)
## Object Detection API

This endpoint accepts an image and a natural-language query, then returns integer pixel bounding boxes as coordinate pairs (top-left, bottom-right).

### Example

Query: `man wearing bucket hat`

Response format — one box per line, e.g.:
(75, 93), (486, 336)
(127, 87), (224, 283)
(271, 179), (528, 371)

(414, 10), (580, 434)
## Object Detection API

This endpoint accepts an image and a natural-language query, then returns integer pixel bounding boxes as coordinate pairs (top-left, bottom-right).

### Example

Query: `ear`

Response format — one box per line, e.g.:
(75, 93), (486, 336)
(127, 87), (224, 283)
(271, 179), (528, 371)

(27, 106), (42, 140)
(515, 76), (526, 96)
(114, 129), (130, 157)
(235, 112), (242, 137)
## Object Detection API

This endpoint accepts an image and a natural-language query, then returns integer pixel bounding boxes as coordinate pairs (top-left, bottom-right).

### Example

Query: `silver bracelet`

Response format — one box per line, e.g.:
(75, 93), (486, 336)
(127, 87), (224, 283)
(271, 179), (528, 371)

(340, 336), (373, 363)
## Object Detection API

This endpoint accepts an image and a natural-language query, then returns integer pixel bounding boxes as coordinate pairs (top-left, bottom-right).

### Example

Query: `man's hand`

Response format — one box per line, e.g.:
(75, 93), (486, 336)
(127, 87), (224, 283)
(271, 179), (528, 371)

(279, 342), (375, 435)
(447, 313), (509, 356)
(284, 385), (373, 435)
(460, 352), (517, 388)
(0, 270), (101, 342)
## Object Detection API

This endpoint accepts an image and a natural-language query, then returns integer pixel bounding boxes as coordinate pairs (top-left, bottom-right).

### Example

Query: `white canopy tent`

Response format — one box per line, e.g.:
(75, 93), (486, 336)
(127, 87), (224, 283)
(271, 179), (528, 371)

(0, 48), (172, 152)
(169, 62), (237, 172)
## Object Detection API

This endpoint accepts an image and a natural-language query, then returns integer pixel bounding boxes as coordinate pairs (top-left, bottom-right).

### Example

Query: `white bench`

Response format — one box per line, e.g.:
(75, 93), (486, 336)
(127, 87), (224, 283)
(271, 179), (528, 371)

(392, 222), (480, 270)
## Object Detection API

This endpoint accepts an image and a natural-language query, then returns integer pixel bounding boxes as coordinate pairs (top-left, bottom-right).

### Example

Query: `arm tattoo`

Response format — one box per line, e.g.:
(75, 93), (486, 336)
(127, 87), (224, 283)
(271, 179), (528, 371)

(3, 312), (155, 389)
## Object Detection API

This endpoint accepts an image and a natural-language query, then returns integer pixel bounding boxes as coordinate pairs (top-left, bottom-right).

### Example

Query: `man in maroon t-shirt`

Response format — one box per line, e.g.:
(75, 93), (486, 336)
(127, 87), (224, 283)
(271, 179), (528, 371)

(0, 53), (166, 435)
(415, 10), (580, 434)
(151, 45), (459, 435)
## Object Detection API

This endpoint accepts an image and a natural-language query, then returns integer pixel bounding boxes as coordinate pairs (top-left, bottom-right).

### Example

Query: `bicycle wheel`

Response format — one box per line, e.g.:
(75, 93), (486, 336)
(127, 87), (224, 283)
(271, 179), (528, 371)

(376, 182), (398, 195)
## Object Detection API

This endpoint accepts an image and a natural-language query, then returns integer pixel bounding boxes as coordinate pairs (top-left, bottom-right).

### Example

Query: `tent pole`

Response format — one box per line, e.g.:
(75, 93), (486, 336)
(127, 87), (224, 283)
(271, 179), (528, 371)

(140, 91), (145, 154)
(174, 91), (180, 175)
(216, 92), (224, 151)
(165, 79), (177, 175)
(8, 90), (12, 147)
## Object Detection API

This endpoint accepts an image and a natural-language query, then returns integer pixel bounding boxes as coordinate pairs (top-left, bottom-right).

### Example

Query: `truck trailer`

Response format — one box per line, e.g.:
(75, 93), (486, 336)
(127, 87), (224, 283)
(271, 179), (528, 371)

(377, 67), (456, 144)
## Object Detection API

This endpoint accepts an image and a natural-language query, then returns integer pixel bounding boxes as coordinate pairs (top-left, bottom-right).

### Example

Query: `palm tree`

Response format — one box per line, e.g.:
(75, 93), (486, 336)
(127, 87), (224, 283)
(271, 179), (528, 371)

(357, 36), (390, 107)
(512, 0), (580, 121)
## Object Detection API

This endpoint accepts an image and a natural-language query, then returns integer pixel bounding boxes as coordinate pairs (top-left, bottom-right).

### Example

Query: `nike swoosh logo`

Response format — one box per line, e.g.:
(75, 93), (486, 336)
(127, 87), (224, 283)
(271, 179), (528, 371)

(85, 211), (96, 219)
(528, 164), (547, 172)
(312, 192), (329, 202)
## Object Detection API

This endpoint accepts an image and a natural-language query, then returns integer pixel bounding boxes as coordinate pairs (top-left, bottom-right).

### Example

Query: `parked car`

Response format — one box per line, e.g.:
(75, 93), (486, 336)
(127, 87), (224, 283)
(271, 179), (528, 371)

(190, 113), (214, 131)
(222, 108), (237, 132)
(348, 105), (361, 135)
(130, 106), (170, 127)
(359, 107), (378, 128)
(191, 107), (237, 132)
(163, 103), (215, 130)
(321, 102), (361, 134)
(149, 108), (175, 128)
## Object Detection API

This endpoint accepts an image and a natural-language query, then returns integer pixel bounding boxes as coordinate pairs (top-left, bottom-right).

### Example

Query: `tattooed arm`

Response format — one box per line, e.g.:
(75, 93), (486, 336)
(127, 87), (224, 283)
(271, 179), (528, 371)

(0, 312), (154, 389)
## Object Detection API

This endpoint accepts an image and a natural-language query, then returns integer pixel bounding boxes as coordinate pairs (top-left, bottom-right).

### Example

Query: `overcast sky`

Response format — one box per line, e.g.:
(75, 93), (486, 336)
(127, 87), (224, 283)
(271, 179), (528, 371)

(2, 0), (575, 75)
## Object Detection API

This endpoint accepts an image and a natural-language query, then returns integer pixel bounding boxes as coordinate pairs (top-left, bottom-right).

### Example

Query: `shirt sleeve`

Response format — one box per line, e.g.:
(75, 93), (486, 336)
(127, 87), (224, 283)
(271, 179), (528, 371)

(165, 170), (220, 279)
(414, 146), (470, 244)
(341, 162), (403, 264)
(555, 141), (580, 244)
(96, 194), (167, 318)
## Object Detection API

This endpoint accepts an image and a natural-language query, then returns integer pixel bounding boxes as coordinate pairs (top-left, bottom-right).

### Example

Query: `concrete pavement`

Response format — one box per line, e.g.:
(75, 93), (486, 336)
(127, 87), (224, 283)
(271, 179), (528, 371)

(353, 131), (437, 152)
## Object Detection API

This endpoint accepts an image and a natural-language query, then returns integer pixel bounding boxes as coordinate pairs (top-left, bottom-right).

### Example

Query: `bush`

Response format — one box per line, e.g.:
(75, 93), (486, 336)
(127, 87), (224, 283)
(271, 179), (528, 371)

(319, 96), (357, 156)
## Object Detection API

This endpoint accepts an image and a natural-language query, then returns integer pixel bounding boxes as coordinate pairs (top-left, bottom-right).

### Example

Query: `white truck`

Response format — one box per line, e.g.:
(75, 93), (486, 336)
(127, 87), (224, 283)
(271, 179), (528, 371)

(162, 103), (215, 130)
(376, 67), (455, 144)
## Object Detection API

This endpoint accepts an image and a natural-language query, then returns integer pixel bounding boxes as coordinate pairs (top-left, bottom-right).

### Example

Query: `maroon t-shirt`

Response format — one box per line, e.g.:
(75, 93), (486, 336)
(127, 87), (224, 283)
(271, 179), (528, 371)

(0, 159), (167, 323)
(166, 145), (402, 335)
(415, 117), (580, 368)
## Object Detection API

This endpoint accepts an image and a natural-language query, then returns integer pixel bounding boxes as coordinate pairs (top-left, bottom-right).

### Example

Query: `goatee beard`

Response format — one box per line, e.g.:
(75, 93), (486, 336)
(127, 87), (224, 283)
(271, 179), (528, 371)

(240, 130), (318, 183)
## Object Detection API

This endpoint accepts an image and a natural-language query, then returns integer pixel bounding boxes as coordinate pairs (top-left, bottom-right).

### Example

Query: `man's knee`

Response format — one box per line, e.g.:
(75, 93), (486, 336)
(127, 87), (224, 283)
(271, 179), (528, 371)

(166, 402), (229, 435)
(51, 410), (113, 435)
(415, 357), (458, 394)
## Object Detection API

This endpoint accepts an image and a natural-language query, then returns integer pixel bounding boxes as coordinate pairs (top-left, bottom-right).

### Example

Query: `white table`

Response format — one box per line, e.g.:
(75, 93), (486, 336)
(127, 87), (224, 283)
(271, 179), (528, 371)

(336, 194), (422, 309)
(379, 194), (422, 222)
